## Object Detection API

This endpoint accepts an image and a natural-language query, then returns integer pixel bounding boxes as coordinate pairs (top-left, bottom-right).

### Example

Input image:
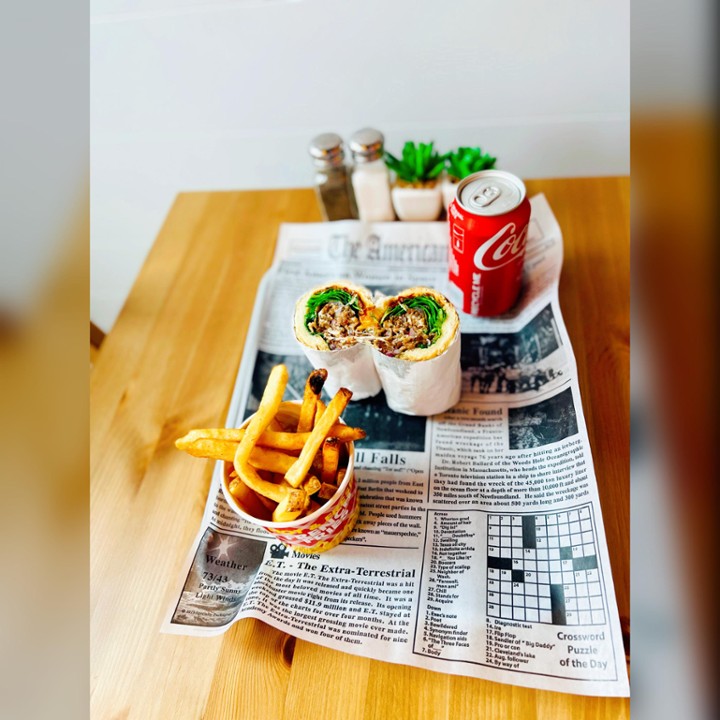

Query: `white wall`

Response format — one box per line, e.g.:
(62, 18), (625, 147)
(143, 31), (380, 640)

(91, 0), (630, 332)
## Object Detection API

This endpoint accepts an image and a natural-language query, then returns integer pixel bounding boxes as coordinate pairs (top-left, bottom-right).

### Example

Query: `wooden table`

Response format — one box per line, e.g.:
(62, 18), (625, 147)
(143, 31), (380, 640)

(91, 178), (629, 719)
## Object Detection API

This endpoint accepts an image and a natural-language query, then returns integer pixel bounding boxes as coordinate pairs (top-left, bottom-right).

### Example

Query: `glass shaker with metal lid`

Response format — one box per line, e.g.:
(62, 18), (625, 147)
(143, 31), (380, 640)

(308, 133), (356, 221)
(349, 127), (395, 222)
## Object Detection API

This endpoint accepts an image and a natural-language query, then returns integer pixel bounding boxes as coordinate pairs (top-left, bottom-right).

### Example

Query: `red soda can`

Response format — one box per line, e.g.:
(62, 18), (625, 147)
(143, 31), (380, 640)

(448, 170), (531, 316)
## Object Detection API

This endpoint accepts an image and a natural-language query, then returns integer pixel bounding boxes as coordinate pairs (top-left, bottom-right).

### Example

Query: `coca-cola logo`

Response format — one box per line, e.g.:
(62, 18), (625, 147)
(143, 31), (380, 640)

(473, 222), (528, 271)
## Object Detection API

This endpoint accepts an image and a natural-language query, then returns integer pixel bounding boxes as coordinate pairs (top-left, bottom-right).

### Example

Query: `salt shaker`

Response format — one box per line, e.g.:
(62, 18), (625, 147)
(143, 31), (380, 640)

(308, 133), (356, 221)
(349, 128), (395, 222)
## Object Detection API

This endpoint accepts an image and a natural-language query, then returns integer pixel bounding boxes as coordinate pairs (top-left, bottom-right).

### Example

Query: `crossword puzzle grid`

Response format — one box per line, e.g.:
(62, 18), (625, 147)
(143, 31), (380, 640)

(486, 508), (606, 625)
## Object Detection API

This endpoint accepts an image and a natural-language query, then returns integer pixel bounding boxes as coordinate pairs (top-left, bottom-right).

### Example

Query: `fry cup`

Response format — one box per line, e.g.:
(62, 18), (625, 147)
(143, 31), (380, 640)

(221, 401), (359, 553)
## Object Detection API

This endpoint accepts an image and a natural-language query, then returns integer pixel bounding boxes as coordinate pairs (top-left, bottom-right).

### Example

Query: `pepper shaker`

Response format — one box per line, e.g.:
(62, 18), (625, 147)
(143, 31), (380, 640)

(308, 133), (357, 221)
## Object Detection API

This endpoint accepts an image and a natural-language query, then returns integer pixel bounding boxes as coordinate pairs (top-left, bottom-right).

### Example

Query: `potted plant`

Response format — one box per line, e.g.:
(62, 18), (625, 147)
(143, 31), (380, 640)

(384, 141), (447, 221)
(442, 146), (497, 209)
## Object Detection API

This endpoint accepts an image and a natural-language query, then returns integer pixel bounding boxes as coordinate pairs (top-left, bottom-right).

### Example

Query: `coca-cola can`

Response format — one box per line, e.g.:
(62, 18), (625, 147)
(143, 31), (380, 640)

(448, 170), (531, 316)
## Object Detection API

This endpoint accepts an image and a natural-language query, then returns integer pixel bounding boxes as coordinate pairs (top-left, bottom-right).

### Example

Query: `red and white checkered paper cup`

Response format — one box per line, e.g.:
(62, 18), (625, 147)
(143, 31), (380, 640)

(221, 401), (359, 554)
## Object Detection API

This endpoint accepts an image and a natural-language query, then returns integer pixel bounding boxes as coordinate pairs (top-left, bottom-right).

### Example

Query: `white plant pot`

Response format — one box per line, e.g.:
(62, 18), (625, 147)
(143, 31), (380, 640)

(391, 185), (443, 221)
(441, 178), (460, 210)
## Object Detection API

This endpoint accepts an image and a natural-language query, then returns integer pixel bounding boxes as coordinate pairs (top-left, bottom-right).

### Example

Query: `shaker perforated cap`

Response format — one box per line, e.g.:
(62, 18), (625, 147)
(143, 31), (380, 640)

(349, 127), (385, 162)
(308, 133), (345, 168)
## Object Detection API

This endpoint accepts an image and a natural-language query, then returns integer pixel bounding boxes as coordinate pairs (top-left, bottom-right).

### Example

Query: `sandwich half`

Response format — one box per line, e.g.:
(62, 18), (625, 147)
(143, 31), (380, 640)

(293, 281), (382, 400)
(372, 287), (462, 415)
(374, 287), (459, 361)
(294, 280), (376, 351)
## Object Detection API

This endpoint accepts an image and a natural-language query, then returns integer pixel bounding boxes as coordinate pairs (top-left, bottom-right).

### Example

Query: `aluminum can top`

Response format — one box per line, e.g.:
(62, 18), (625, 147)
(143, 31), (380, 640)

(456, 170), (527, 217)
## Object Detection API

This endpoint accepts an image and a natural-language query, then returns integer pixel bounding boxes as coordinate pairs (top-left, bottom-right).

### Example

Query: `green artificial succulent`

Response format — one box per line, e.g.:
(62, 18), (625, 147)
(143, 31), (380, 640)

(384, 141), (448, 186)
(446, 146), (497, 181)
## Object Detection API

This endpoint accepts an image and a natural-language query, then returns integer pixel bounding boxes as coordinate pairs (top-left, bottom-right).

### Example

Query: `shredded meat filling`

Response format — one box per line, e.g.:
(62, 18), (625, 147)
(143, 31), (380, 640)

(307, 301), (361, 350)
(307, 299), (440, 355)
(375, 307), (436, 357)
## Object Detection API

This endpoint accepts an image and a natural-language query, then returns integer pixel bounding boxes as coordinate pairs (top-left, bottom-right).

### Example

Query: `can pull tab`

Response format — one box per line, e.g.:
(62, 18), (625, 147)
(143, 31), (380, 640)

(472, 185), (501, 207)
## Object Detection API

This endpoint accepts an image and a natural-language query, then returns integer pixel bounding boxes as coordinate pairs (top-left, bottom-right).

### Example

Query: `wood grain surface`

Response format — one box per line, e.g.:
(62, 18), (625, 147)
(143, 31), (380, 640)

(90, 179), (629, 719)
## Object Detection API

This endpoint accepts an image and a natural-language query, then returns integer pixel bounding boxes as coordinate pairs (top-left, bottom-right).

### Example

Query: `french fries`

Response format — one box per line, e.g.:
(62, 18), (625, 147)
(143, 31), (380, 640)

(321, 437), (340, 484)
(176, 424), (365, 450)
(175, 437), (295, 473)
(232, 365), (309, 508)
(175, 365), (364, 522)
(284, 387), (352, 488)
(297, 369), (327, 432)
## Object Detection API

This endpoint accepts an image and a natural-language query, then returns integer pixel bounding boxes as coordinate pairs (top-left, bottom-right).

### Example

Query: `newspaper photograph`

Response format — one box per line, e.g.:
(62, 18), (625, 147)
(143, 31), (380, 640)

(162, 195), (630, 697)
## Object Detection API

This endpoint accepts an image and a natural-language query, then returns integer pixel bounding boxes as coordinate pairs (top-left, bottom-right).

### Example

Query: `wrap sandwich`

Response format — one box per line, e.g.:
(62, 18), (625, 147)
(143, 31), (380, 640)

(372, 287), (462, 415)
(293, 281), (382, 399)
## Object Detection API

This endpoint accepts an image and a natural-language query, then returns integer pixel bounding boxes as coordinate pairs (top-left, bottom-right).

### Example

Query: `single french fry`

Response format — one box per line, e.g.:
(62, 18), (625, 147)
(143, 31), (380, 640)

(314, 399), (326, 426)
(178, 427), (270, 444)
(272, 491), (306, 522)
(318, 482), (338, 501)
(297, 369), (328, 433)
(321, 437), (340, 484)
(249, 446), (296, 474)
(297, 400), (315, 434)
(336, 468), (347, 485)
(303, 475), (321, 496)
(235, 364), (288, 467)
(284, 387), (353, 488)
(183, 438), (228, 460)
(176, 437), (236, 461)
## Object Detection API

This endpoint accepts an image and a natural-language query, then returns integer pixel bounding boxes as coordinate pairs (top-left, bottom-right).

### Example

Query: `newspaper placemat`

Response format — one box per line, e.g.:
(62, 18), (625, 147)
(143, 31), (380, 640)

(162, 196), (630, 697)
